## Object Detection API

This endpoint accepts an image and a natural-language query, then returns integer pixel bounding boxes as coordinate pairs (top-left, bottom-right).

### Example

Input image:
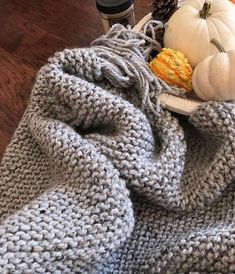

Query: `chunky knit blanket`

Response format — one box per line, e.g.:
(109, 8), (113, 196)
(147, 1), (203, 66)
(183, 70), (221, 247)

(0, 25), (235, 274)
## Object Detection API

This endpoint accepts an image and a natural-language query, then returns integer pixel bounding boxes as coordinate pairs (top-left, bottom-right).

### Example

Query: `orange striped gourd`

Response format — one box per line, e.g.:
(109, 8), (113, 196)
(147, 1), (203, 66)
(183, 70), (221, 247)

(150, 48), (193, 92)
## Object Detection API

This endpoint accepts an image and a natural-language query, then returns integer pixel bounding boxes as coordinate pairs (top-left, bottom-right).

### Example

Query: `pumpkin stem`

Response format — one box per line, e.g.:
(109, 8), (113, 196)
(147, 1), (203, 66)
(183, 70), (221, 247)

(199, 0), (211, 19)
(210, 39), (226, 53)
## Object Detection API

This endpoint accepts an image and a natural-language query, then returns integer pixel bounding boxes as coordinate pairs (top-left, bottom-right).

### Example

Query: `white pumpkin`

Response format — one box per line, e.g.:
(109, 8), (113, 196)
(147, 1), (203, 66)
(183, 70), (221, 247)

(164, 0), (235, 68)
(192, 39), (235, 102)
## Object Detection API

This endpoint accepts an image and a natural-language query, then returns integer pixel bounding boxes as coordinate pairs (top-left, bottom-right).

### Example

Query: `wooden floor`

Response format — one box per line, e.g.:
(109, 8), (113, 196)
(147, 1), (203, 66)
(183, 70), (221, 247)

(0, 0), (150, 160)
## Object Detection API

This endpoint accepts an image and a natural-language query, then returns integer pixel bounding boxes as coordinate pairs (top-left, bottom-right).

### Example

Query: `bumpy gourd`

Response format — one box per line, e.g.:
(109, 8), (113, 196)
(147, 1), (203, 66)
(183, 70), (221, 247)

(150, 48), (193, 91)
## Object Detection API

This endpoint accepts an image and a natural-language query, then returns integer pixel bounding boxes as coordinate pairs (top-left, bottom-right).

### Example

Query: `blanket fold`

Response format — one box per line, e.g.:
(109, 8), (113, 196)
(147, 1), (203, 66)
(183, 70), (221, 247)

(0, 25), (234, 273)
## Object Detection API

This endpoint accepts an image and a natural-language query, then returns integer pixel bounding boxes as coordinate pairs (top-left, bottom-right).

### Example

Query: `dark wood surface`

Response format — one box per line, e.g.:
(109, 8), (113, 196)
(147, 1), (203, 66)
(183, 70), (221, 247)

(0, 0), (151, 160)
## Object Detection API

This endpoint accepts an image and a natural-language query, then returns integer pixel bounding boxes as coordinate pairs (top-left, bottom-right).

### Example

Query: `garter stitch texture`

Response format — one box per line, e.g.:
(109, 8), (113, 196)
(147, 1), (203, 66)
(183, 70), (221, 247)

(0, 25), (235, 273)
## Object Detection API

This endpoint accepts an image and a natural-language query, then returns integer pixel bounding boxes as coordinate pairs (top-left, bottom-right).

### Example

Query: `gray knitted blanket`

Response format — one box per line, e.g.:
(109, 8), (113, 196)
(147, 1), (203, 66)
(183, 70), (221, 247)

(0, 25), (235, 273)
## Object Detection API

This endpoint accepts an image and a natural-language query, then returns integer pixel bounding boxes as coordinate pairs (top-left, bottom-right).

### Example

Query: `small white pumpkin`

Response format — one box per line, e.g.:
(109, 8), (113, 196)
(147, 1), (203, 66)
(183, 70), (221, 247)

(192, 39), (235, 102)
(164, 0), (235, 68)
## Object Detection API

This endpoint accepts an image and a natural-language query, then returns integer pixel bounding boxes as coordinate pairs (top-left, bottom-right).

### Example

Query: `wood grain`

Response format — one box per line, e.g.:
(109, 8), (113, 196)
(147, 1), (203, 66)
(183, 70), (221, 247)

(0, 48), (35, 158)
(0, 0), (151, 160)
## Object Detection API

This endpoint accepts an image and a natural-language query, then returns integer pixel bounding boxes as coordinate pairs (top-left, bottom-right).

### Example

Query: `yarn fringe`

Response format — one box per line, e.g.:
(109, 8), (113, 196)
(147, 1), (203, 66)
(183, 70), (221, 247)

(92, 24), (186, 116)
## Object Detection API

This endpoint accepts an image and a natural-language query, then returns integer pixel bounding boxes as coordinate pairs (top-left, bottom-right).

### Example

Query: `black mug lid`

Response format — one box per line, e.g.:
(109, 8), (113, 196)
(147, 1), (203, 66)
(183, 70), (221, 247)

(96, 0), (133, 14)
